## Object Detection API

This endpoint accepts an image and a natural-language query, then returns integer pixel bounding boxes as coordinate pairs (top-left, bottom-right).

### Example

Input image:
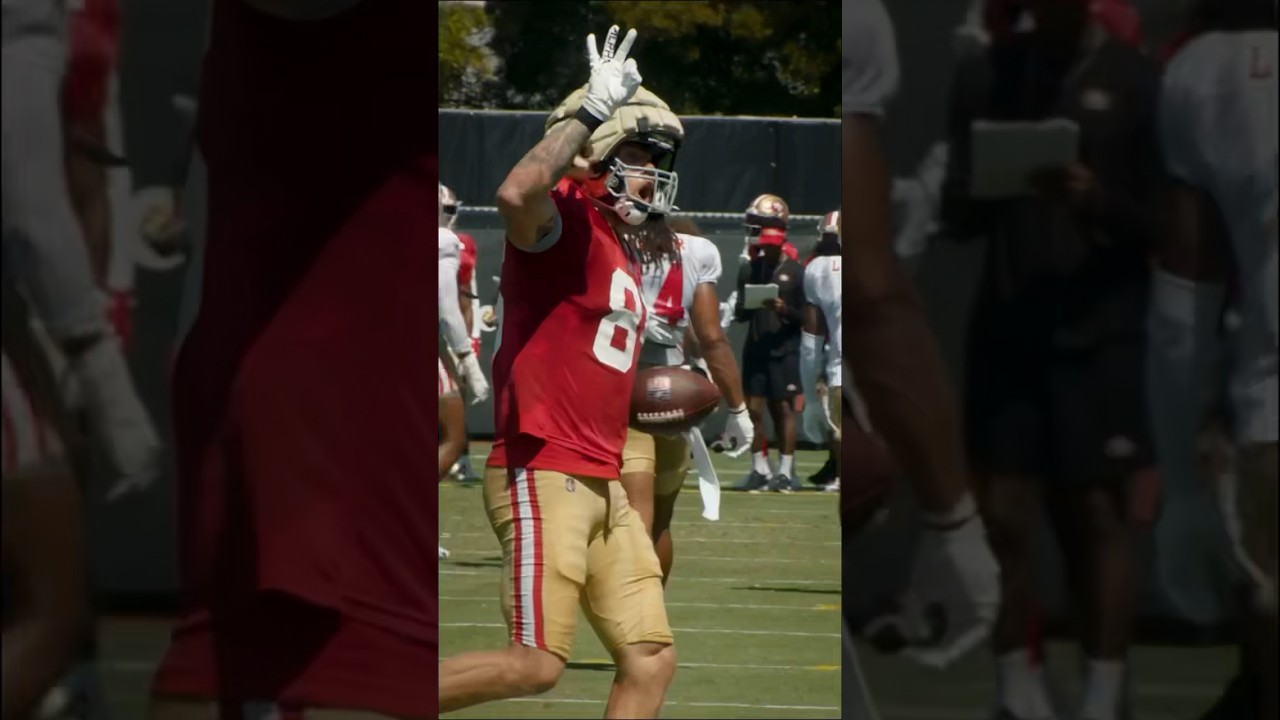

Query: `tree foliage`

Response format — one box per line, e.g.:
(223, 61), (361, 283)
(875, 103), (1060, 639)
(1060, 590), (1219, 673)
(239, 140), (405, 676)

(439, 0), (841, 117)
(438, 2), (498, 107)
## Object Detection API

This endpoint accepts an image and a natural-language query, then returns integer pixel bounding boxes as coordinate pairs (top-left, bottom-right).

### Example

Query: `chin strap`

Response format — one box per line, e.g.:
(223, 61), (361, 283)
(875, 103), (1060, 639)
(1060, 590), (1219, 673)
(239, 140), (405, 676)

(614, 198), (647, 225)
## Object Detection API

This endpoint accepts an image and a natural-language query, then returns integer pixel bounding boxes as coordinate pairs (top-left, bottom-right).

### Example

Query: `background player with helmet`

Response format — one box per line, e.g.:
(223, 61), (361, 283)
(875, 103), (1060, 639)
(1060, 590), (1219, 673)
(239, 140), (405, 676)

(440, 187), (488, 561)
(800, 210), (844, 492)
(441, 183), (486, 484)
(439, 27), (677, 717)
(1155, 1), (1277, 716)
(734, 193), (809, 493)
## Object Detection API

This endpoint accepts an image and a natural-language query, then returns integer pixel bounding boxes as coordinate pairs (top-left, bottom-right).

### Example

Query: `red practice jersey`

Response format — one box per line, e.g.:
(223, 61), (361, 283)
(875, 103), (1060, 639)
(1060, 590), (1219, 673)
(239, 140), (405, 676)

(153, 0), (437, 715)
(64, 0), (120, 125)
(487, 179), (646, 479)
(457, 231), (477, 287)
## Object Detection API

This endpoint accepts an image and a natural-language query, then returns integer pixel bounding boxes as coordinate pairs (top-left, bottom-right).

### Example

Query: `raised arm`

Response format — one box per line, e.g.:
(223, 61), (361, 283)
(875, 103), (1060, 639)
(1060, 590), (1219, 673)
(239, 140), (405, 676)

(495, 120), (594, 251)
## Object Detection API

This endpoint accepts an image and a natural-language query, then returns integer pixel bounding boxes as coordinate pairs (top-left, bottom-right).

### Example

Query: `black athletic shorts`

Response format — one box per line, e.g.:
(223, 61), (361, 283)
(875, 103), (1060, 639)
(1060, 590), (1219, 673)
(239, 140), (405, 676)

(742, 351), (800, 402)
(965, 331), (1153, 486)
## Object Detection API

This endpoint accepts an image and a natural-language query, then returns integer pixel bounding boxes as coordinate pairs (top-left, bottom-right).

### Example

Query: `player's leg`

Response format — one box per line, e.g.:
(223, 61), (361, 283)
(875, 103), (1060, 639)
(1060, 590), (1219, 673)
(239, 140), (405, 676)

(765, 353), (800, 491)
(828, 385), (843, 474)
(439, 467), (600, 712)
(583, 480), (675, 718)
(651, 433), (691, 584)
(740, 351), (772, 489)
(2, 460), (87, 720)
(968, 335), (1056, 720)
(1044, 342), (1149, 720)
(1230, 441), (1277, 720)
(1, 338), (86, 720)
(438, 359), (466, 481)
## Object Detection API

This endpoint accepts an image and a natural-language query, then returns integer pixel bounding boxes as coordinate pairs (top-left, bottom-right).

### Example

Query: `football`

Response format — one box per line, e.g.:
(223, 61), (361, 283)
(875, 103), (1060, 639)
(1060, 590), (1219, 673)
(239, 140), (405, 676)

(630, 366), (721, 434)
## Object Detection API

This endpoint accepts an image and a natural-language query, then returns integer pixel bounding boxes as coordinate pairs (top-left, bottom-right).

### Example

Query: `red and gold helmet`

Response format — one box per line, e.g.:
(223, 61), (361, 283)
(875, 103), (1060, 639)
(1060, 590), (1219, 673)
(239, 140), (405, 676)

(439, 183), (460, 229)
(818, 209), (841, 236)
(744, 193), (790, 237)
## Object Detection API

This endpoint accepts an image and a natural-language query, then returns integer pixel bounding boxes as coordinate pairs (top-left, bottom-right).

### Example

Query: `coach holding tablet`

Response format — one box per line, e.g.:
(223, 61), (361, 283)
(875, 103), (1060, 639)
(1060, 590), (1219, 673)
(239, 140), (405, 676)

(940, 1), (1162, 718)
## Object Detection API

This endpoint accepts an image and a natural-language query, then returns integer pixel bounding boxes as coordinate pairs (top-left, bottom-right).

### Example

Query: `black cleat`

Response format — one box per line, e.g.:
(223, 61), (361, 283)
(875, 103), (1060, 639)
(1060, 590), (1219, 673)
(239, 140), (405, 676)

(770, 474), (795, 493)
(1195, 672), (1257, 720)
(807, 457), (837, 487)
(736, 471), (770, 492)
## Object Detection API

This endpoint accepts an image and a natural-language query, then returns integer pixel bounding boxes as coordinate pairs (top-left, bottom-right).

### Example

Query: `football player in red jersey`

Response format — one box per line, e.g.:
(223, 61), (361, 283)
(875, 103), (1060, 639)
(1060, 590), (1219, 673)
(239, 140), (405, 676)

(148, 1), (438, 718)
(438, 26), (677, 718)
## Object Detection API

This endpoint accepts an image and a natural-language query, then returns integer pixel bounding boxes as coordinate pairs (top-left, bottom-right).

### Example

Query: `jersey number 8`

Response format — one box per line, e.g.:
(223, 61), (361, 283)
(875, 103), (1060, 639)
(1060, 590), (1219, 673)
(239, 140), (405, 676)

(592, 268), (644, 372)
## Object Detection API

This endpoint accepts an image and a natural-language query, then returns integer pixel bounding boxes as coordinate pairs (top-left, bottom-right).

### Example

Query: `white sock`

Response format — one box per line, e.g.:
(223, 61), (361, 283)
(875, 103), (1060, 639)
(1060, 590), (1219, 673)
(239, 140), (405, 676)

(1079, 659), (1125, 720)
(752, 451), (770, 475)
(996, 649), (1055, 719)
(779, 454), (794, 478)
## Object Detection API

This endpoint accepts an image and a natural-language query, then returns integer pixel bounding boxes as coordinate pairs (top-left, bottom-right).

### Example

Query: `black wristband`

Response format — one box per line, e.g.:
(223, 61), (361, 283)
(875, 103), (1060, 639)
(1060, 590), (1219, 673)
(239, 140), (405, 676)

(574, 106), (605, 133)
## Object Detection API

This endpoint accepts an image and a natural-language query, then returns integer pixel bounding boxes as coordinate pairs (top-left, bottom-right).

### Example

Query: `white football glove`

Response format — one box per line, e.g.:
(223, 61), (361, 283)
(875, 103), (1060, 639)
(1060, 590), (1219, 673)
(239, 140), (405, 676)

(134, 186), (188, 271)
(719, 403), (753, 458)
(719, 293), (737, 328)
(864, 496), (1000, 669)
(456, 352), (490, 405)
(802, 391), (834, 443)
(582, 26), (643, 122)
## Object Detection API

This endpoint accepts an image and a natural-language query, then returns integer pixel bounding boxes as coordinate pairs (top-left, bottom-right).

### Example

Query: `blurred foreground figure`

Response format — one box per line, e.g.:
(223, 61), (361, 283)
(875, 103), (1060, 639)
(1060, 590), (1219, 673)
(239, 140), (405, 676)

(2, 0), (160, 503)
(2, 279), (87, 720)
(942, 1), (1163, 717)
(148, 1), (438, 717)
(1155, 1), (1277, 718)
(841, 1), (1000, 718)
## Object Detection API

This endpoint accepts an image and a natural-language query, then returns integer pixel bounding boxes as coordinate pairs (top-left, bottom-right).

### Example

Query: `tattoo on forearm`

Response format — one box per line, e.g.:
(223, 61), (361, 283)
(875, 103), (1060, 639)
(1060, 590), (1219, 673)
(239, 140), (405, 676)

(512, 119), (594, 192)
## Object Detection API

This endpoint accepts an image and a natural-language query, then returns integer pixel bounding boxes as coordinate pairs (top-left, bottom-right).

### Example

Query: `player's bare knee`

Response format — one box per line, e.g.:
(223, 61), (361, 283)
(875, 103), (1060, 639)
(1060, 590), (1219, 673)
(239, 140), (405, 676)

(504, 645), (564, 695)
(616, 641), (676, 685)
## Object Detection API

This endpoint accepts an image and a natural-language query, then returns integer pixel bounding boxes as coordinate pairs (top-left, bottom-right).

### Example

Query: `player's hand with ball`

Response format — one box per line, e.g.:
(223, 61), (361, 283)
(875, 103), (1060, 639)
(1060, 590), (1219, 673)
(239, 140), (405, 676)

(581, 25), (643, 124)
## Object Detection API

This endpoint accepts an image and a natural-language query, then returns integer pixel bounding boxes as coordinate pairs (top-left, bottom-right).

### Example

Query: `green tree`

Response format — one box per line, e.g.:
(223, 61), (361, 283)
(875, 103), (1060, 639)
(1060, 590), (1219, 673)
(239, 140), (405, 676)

(439, 2), (498, 108)
(475, 0), (841, 117)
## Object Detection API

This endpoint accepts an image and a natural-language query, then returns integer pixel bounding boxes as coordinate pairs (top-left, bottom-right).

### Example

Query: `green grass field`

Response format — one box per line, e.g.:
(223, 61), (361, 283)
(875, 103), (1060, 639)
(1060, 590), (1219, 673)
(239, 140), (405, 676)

(91, 443), (1235, 719)
(440, 444), (841, 719)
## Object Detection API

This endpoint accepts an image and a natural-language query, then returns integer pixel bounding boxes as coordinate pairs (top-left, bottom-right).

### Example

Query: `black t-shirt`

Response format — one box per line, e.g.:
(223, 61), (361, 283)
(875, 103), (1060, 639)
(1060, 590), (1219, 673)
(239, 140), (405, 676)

(942, 36), (1163, 348)
(735, 254), (807, 357)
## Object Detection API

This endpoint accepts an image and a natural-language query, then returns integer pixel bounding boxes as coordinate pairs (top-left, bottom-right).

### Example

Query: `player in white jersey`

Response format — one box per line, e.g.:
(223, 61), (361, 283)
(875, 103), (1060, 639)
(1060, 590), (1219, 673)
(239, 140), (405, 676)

(1155, 3), (1277, 716)
(441, 184), (484, 483)
(438, 191), (490, 558)
(800, 211), (845, 494)
(619, 229), (753, 583)
(3, 0), (160, 502)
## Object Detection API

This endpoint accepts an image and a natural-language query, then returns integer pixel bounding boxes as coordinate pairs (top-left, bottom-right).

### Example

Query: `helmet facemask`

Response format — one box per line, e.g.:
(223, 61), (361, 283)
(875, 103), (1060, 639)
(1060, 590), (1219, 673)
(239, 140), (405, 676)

(601, 134), (680, 226)
(439, 183), (460, 229)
